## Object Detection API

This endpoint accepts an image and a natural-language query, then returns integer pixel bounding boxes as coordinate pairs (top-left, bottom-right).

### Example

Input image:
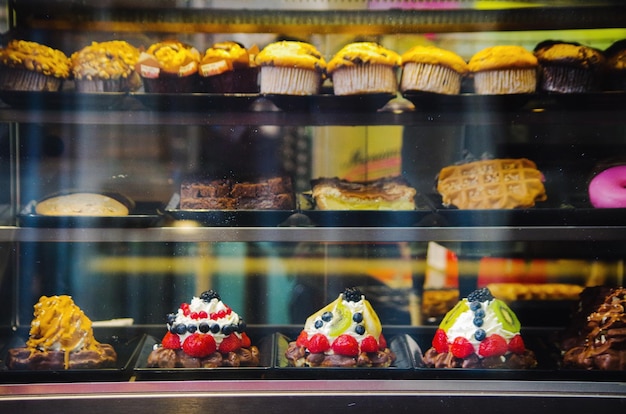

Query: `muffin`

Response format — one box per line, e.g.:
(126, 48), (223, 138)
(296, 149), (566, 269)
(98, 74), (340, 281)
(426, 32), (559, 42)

(199, 41), (259, 93)
(6, 295), (117, 370)
(468, 45), (538, 95)
(0, 39), (70, 91)
(327, 42), (400, 96)
(400, 45), (468, 95)
(136, 40), (201, 93)
(534, 40), (605, 93)
(147, 290), (260, 368)
(603, 39), (626, 91)
(255, 40), (326, 95)
(423, 288), (537, 369)
(71, 40), (141, 92)
(285, 287), (396, 367)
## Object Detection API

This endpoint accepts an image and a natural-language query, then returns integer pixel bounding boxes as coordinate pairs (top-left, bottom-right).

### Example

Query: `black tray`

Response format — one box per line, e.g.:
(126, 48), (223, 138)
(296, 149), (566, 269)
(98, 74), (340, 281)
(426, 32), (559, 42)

(131, 92), (260, 111)
(0, 327), (143, 383)
(133, 328), (275, 381)
(274, 326), (422, 379)
(302, 210), (442, 227)
(264, 93), (396, 112)
(402, 91), (532, 111)
(0, 91), (128, 110)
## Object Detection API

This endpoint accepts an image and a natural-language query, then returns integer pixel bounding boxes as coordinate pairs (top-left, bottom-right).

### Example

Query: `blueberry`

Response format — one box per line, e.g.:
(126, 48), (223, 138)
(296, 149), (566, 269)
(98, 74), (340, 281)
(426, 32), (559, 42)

(200, 290), (221, 303)
(210, 323), (220, 334)
(175, 324), (187, 335)
(321, 311), (333, 322)
(473, 317), (484, 327)
(469, 301), (482, 311)
(353, 312), (363, 323)
(187, 324), (197, 333)
(474, 329), (486, 341)
(475, 309), (485, 318)
(199, 322), (210, 333)
(314, 319), (324, 329)
(355, 325), (365, 335)
(166, 313), (177, 324)
(222, 324), (237, 335)
(343, 287), (363, 303)
(237, 319), (247, 332)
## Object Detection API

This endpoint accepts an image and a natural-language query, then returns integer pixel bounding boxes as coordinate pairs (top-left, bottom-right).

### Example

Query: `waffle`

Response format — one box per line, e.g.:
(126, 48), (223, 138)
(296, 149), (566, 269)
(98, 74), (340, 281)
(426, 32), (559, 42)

(436, 158), (546, 209)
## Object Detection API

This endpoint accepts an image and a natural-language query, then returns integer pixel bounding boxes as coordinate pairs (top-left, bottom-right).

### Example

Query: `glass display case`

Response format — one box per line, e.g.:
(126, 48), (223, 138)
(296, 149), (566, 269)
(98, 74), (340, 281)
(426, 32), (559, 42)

(1, 0), (626, 412)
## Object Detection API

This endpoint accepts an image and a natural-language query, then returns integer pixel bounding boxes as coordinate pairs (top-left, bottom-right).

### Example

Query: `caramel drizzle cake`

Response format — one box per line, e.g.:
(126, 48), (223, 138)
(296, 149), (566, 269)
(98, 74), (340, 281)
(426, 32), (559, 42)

(436, 158), (547, 209)
(311, 176), (416, 210)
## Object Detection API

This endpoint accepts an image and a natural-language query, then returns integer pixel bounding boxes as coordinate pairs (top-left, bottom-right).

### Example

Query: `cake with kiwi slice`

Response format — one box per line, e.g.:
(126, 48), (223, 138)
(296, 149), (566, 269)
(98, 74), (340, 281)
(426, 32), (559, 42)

(285, 287), (396, 367)
(423, 288), (537, 369)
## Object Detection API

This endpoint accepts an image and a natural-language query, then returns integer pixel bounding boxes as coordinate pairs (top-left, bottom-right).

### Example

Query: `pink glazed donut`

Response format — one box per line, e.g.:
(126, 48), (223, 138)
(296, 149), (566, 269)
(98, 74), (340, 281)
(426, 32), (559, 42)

(589, 165), (626, 208)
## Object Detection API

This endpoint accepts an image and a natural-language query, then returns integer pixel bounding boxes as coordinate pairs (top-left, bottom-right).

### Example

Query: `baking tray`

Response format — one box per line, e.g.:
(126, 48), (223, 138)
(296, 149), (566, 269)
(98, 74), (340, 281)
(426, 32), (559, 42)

(0, 91), (128, 110)
(0, 327), (143, 383)
(18, 191), (162, 228)
(273, 326), (422, 379)
(402, 91), (532, 111)
(133, 327), (275, 381)
(131, 92), (260, 111)
(264, 93), (395, 112)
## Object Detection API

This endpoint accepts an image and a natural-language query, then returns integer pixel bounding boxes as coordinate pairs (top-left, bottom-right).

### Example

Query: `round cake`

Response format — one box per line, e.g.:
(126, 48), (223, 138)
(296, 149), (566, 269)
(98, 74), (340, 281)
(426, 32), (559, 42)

(6, 295), (117, 370)
(400, 45), (468, 95)
(534, 40), (605, 93)
(468, 45), (538, 95)
(71, 40), (141, 92)
(136, 40), (201, 93)
(327, 42), (400, 96)
(35, 193), (130, 216)
(285, 287), (396, 367)
(255, 40), (326, 95)
(147, 290), (260, 368)
(0, 39), (71, 91)
(423, 288), (537, 369)
(199, 41), (259, 93)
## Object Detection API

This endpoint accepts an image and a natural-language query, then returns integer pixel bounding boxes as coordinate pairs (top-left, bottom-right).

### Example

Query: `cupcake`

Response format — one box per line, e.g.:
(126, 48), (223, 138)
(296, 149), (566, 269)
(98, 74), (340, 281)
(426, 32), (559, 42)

(285, 287), (396, 367)
(199, 41), (259, 93)
(603, 39), (626, 91)
(468, 45), (538, 95)
(136, 40), (201, 93)
(71, 40), (141, 92)
(147, 290), (260, 368)
(327, 42), (400, 96)
(400, 45), (468, 95)
(255, 40), (326, 95)
(0, 40), (70, 91)
(423, 288), (537, 369)
(534, 40), (605, 93)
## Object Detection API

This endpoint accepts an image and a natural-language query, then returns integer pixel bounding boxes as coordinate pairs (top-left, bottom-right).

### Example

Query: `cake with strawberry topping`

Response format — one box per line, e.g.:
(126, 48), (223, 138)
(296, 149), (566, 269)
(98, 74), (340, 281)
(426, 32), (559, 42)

(285, 287), (396, 367)
(423, 288), (537, 369)
(147, 290), (260, 368)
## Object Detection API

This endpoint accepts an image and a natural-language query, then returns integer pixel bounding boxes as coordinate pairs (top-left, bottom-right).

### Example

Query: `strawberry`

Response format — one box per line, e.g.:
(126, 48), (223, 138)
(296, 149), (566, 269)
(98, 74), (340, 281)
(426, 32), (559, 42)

(182, 333), (216, 357)
(219, 333), (242, 353)
(332, 334), (359, 356)
(432, 329), (449, 354)
(296, 330), (309, 348)
(450, 336), (475, 358)
(307, 333), (330, 353)
(240, 332), (252, 348)
(478, 334), (508, 357)
(161, 331), (181, 349)
(360, 335), (379, 353)
(508, 334), (526, 354)
(378, 334), (388, 350)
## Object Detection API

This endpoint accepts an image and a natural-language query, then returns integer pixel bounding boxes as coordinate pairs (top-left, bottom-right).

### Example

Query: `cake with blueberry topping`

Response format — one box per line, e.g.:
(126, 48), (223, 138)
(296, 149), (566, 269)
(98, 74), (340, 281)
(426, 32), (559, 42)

(147, 290), (260, 368)
(423, 288), (537, 369)
(285, 287), (396, 367)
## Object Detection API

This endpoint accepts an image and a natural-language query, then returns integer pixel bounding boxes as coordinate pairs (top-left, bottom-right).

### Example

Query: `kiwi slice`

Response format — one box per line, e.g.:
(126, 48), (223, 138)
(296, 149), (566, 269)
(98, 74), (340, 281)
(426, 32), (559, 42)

(363, 299), (382, 336)
(328, 301), (352, 336)
(492, 299), (521, 332)
(439, 300), (469, 331)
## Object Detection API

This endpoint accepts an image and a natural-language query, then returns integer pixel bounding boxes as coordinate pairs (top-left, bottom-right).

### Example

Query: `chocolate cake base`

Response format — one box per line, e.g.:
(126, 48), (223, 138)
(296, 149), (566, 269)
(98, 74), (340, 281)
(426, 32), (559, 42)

(7, 344), (117, 370)
(422, 347), (537, 369)
(147, 346), (260, 368)
(285, 341), (396, 367)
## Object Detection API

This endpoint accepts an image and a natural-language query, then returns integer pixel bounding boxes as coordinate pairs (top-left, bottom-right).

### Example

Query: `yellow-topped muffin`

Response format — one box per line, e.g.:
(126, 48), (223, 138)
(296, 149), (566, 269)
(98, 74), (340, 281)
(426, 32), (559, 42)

(136, 40), (201, 93)
(468, 45), (538, 95)
(71, 40), (141, 92)
(327, 42), (400, 96)
(256, 41), (326, 95)
(0, 39), (70, 91)
(400, 45), (468, 95)
(200, 41), (259, 93)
